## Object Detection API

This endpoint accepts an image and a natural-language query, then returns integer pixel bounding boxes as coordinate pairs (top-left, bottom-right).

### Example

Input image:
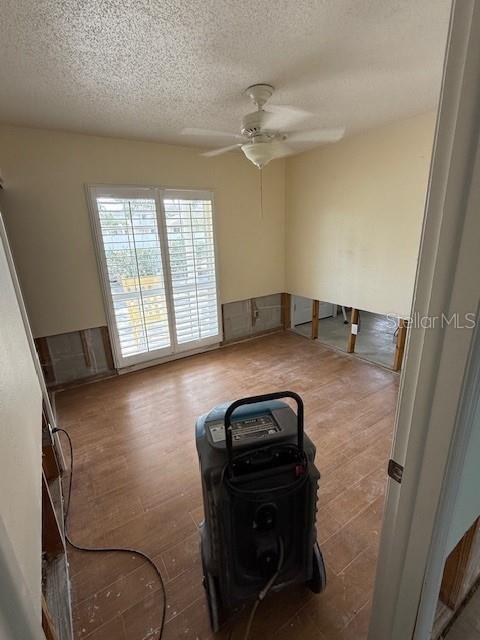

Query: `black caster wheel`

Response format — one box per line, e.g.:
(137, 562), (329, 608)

(204, 571), (221, 633)
(307, 541), (327, 593)
(201, 539), (222, 633)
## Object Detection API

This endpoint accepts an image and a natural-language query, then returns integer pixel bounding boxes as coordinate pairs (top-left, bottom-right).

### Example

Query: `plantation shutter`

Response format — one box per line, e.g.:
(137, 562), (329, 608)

(163, 192), (220, 346)
(89, 186), (221, 369)
(95, 192), (171, 362)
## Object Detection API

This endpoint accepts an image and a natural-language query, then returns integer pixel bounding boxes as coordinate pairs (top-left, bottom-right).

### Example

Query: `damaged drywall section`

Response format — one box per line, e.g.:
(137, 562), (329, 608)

(35, 326), (115, 389)
(34, 293), (286, 389)
(221, 294), (283, 343)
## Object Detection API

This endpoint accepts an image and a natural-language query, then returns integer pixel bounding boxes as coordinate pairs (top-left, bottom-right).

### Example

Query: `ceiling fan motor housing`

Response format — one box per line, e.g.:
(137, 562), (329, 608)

(241, 111), (274, 138)
(244, 83), (274, 108)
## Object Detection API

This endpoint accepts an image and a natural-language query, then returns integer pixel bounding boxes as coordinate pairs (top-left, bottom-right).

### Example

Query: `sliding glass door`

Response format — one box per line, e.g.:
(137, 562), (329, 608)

(88, 186), (221, 369)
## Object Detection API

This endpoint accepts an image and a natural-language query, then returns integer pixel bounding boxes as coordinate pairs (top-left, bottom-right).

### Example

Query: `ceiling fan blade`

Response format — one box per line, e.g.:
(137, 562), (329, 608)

(201, 144), (243, 157)
(262, 104), (314, 130)
(181, 127), (242, 140)
(287, 127), (346, 144)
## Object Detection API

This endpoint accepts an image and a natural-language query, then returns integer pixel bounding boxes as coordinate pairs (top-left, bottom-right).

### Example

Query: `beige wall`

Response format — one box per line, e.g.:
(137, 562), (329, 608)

(0, 218), (42, 622)
(285, 112), (436, 318)
(0, 113), (435, 337)
(0, 125), (286, 337)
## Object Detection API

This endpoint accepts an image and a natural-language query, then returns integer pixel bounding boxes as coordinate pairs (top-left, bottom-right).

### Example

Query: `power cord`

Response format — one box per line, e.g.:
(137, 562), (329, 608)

(229, 537), (285, 640)
(53, 427), (167, 639)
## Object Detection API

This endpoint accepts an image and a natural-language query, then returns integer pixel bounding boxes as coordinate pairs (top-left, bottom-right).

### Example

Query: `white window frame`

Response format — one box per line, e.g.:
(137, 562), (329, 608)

(86, 184), (222, 369)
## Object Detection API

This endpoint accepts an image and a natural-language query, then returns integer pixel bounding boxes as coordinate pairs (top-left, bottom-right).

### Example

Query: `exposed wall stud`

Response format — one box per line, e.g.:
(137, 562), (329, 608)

(220, 304), (226, 341)
(311, 300), (320, 340)
(79, 330), (91, 368)
(282, 293), (291, 330)
(439, 518), (479, 609)
(42, 471), (64, 556)
(347, 308), (359, 352)
(250, 298), (257, 328)
(35, 337), (56, 384)
(393, 318), (408, 371)
(100, 325), (115, 371)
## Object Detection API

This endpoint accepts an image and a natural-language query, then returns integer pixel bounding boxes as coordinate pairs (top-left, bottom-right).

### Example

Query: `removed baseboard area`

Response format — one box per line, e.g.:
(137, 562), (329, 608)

(34, 293), (287, 389)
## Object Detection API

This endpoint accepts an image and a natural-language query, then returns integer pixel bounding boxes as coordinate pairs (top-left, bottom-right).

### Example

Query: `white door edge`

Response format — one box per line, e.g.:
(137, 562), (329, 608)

(369, 1), (480, 639)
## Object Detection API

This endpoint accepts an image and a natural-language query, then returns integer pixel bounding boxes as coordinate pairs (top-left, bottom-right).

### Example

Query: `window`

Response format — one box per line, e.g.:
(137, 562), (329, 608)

(88, 186), (221, 368)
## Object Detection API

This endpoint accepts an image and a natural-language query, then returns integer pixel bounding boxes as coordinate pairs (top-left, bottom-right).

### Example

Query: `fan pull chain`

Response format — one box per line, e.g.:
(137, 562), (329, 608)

(260, 168), (264, 219)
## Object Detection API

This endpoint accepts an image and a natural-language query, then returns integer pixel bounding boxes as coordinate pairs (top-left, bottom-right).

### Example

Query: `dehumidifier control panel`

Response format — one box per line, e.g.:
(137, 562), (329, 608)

(208, 414), (281, 446)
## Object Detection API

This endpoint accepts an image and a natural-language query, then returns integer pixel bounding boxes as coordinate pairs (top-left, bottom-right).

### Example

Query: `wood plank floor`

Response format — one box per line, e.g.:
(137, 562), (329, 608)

(55, 331), (399, 640)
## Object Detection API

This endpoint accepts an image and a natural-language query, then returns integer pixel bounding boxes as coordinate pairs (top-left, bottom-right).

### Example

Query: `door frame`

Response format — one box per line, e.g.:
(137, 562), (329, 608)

(0, 211), (66, 467)
(0, 211), (68, 638)
(369, 1), (480, 638)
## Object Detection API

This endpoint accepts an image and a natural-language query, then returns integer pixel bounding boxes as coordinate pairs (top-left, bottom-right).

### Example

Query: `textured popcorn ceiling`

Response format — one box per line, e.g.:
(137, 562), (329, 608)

(0, 0), (451, 148)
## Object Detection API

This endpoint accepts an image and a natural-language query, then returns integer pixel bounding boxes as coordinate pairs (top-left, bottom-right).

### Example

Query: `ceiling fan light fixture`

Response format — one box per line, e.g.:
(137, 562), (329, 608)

(187, 83), (346, 165)
(241, 141), (276, 169)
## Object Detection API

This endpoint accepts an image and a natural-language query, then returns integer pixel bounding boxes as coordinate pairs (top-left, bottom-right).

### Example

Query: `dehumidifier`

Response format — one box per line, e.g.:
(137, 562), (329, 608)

(195, 391), (326, 633)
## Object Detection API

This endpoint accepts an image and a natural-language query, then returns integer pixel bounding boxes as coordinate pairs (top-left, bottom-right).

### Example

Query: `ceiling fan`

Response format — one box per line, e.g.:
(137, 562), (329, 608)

(181, 84), (346, 169)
